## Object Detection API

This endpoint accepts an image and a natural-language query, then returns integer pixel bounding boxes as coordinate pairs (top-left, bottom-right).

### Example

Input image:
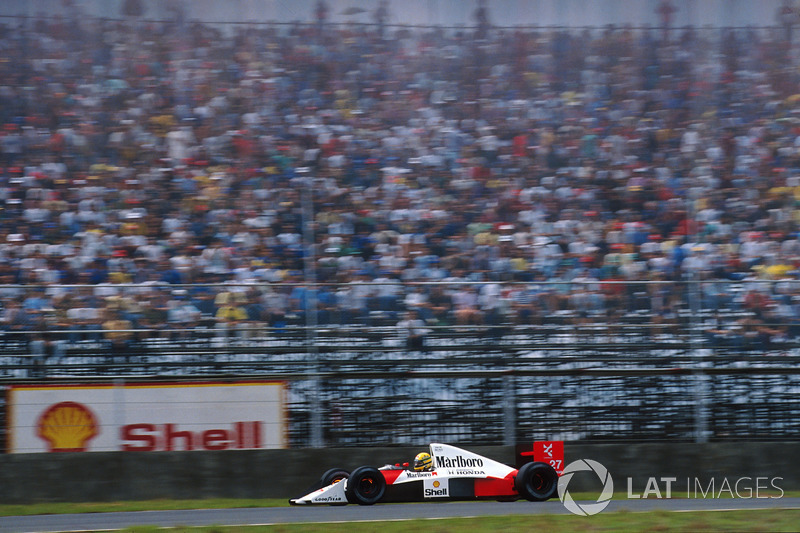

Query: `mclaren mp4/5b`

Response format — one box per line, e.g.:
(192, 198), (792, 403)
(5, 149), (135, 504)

(289, 442), (559, 505)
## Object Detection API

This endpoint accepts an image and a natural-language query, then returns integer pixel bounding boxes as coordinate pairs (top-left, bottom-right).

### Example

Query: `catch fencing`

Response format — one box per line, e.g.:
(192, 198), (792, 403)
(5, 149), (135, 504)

(1, 280), (800, 449)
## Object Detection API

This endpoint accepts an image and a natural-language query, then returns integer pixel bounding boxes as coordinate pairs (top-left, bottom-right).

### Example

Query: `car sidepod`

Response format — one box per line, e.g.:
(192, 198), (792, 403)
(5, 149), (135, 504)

(377, 443), (521, 502)
(380, 468), (518, 502)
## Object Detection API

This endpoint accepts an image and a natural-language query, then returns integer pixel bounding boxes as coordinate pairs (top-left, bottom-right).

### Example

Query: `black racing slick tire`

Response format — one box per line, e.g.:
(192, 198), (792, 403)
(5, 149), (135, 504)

(345, 466), (386, 505)
(320, 468), (350, 486)
(515, 461), (559, 501)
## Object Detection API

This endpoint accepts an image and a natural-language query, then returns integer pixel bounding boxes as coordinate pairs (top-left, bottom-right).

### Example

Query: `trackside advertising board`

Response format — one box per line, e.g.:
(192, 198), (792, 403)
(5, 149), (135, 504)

(7, 381), (287, 453)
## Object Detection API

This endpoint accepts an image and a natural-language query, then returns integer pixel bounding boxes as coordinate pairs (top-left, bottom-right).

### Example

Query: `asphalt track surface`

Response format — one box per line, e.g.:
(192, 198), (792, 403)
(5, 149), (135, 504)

(1, 497), (799, 532)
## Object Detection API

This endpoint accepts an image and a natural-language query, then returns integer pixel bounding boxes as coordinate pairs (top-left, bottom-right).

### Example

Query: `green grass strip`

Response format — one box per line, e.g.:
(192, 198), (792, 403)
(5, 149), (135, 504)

(105, 510), (800, 533)
(1, 492), (797, 517)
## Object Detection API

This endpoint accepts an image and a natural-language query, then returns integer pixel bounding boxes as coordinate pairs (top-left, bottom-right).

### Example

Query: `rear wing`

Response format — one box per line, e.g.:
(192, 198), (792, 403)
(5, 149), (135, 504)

(515, 440), (564, 475)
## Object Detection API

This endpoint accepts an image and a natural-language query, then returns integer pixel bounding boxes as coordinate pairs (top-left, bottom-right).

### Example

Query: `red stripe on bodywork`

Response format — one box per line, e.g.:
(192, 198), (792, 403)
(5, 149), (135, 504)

(381, 469), (403, 485)
(474, 473), (517, 497)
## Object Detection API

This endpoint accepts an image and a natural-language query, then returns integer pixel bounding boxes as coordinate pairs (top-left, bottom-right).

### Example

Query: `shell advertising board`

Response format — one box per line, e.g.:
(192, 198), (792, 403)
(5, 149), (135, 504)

(7, 381), (287, 453)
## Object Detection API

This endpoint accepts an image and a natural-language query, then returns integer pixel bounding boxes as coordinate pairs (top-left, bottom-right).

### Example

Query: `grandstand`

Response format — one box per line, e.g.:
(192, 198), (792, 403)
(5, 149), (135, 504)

(2, 0), (800, 449)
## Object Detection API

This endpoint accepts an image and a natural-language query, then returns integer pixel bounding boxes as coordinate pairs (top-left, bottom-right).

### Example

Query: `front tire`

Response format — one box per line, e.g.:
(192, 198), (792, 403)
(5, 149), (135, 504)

(345, 466), (386, 505)
(515, 462), (558, 501)
(320, 468), (350, 486)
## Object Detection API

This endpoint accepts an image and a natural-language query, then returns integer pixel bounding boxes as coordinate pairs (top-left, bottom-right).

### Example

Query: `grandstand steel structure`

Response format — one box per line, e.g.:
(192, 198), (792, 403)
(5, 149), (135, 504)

(2, 280), (800, 450)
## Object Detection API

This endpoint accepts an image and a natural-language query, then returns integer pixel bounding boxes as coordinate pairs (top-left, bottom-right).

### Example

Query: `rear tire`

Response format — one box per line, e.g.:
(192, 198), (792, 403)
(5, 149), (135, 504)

(515, 462), (558, 501)
(345, 466), (386, 505)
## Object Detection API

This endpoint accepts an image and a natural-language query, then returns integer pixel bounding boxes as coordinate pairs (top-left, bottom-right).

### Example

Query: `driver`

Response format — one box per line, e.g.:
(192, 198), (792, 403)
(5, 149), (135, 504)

(413, 452), (433, 471)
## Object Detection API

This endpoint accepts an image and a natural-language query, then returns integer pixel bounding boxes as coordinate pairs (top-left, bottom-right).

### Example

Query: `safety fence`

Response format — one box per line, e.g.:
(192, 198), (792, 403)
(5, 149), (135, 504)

(2, 352), (799, 451)
(0, 290), (800, 447)
(2, 279), (800, 450)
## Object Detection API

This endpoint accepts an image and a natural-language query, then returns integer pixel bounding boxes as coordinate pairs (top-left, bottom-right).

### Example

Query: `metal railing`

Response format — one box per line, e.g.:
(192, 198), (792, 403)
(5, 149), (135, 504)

(2, 280), (800, 449)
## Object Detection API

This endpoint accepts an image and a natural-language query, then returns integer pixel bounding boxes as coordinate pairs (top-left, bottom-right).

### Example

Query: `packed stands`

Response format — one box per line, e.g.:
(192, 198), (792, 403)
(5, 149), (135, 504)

(1, 16), (799, 347)
(2, 12), (800, 444)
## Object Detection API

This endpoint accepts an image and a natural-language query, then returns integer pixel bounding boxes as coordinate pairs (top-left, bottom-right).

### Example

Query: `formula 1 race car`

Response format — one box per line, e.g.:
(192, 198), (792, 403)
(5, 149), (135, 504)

(289, 442), (559, 505)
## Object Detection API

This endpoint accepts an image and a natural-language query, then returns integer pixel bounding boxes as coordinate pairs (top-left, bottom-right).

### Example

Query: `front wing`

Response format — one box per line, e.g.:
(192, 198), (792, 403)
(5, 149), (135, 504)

(290, 477), (349, 505)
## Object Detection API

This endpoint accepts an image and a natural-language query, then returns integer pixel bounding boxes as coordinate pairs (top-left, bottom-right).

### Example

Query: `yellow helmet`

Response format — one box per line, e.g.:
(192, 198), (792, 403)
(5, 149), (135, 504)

(414, 452), (433, 471)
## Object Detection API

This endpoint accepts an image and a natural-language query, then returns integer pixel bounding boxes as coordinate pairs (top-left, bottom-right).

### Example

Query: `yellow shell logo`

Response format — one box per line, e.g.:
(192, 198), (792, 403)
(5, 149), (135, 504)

(36, 401), (99, 452)
(433, 480), (440, 488)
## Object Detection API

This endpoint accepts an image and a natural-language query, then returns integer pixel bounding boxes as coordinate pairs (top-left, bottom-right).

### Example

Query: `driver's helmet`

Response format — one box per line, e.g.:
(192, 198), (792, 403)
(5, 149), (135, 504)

(413, 452), (433, 471)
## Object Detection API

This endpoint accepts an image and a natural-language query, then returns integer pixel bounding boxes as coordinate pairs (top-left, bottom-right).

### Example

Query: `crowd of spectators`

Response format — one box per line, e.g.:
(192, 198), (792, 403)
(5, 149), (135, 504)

(2, 8), (800, 355)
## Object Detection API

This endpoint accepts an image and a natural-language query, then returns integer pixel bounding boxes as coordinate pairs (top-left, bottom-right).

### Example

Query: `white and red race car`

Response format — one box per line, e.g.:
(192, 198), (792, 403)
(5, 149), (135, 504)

(289, 442), (559, 505)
